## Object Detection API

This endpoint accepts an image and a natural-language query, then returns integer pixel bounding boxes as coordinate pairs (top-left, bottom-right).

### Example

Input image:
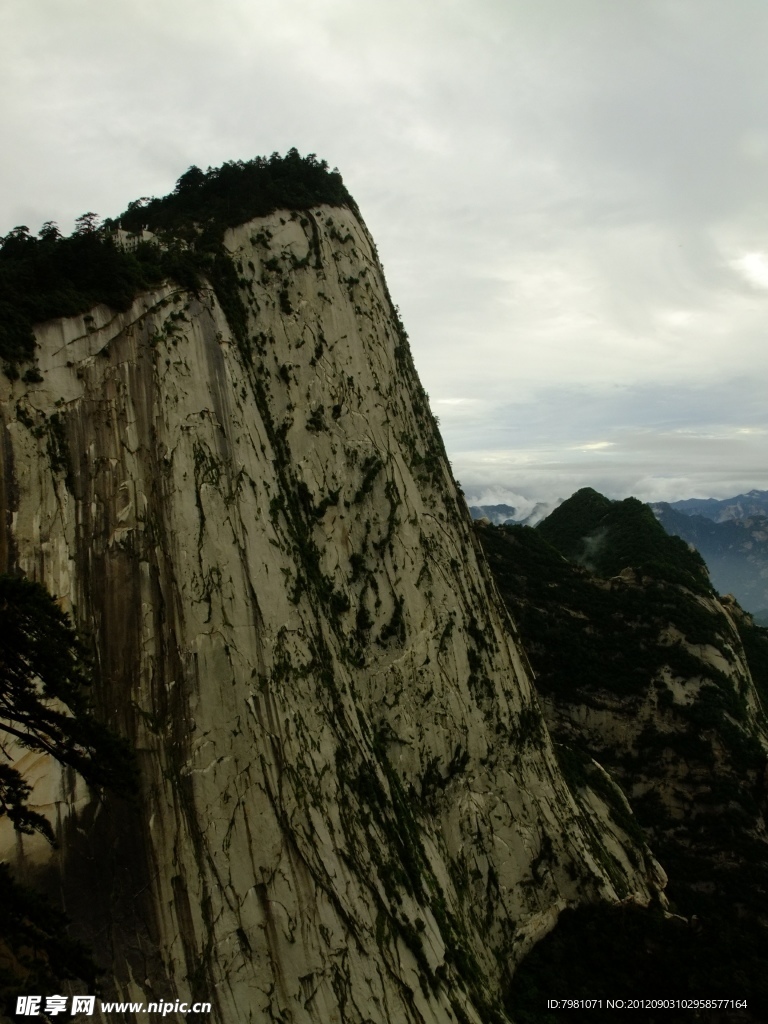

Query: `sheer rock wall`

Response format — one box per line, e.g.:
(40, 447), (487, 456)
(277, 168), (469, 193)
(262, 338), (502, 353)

(0, 206), (663, 1023)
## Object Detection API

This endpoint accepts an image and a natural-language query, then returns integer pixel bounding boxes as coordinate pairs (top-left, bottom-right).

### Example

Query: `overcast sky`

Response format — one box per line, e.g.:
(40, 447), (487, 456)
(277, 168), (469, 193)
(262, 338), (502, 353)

(2, 0), (767, 506)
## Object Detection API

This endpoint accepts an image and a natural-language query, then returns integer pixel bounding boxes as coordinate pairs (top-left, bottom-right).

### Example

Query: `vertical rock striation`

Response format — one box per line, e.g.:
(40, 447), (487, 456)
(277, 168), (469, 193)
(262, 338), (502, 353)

(1, 205), (662, 1022)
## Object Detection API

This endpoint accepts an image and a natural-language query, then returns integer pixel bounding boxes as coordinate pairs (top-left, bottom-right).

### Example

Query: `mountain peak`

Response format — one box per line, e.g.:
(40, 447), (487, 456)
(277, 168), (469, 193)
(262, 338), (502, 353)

(537, 488), (709, 589)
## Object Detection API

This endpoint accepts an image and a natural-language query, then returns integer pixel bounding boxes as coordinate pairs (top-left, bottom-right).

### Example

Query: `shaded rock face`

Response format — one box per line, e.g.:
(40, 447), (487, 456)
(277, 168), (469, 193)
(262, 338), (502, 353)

(1, 207), (661, 1023)
(478, 522), (768, 957)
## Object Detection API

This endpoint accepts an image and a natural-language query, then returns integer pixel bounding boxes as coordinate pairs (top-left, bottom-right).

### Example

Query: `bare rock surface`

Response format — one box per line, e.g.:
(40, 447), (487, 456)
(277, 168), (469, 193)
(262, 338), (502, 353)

(0, 206), (662, 1022)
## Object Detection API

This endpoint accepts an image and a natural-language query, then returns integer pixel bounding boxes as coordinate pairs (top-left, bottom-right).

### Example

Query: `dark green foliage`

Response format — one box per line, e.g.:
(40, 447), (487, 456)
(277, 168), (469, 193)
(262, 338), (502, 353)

(0, 224), (164, 366)
(0, 150), (353, 371)
(481, 523), (731, 699)
(378, 596), (405, 646)
(0, 576), (137, 1012)
(0, 574), (136, 841)
(45, 412), (71, 482)
(479, 519), (768, 1015)
(537, 488), (710, 593)
(738, 615), (768, 709)
(482, 525), (698, 698)
(206, 250), (251, 357)
(306, 405), (326, 432)
(355, 603), (373, 636)
(0, 864), (98, 1016)
(535, 487), (613, 556)
(507, 901), (766, 1023)
(116, 150), (352, 238)
(353, 454), (384, 503)
(336, 738), (426, 903)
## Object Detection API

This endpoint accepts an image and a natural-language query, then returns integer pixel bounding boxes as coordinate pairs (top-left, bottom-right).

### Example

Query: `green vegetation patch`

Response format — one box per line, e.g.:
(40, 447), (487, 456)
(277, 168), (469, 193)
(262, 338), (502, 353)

(738, 615), (768, 709)
(480, 515), (768, 1017)
(0, 575), (137, 1013)
(479, 523), (721, 699)
(506, 901), (766, 1023)
(0, 150), (353, 371)
(537, 488), (710, 593)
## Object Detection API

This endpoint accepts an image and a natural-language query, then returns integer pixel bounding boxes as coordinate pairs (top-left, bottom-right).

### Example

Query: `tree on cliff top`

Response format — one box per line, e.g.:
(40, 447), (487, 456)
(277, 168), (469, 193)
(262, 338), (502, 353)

(0, 149), (353, 373)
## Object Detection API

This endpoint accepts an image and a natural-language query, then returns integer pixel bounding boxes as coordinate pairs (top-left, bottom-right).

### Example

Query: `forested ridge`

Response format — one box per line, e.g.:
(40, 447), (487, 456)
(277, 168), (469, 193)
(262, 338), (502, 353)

(483, 497), (768, 1022)
(0, 150), (352, 374)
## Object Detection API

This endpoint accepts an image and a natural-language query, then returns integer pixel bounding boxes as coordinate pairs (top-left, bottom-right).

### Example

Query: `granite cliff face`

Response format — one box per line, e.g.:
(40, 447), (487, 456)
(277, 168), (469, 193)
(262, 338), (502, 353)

(0, 202), (663, 1022)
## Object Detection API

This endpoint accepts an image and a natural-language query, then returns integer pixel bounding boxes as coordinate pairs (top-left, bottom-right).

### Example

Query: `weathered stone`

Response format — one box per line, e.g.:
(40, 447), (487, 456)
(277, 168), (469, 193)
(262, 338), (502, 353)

(0, 206), (663, 1023)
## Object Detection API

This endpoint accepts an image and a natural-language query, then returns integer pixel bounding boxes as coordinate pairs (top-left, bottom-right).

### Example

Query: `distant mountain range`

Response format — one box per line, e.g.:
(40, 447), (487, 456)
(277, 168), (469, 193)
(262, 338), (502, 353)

(468, 499), (561, 527)
(470, 489), (768, 624)
(649, 489), (768, 624)
(658, 488), (768, 523)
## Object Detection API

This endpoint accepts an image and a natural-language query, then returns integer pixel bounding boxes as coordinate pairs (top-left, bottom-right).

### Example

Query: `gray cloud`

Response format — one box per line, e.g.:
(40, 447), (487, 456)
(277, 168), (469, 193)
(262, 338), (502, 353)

(449, 377), (768, 505)
(2, 0), (767, 503)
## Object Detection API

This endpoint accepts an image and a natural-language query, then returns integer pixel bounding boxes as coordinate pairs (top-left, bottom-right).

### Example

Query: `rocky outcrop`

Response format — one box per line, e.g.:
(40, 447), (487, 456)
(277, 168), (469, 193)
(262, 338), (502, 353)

(0, 206), (662, 1022)
(479, 516), (768, 1008)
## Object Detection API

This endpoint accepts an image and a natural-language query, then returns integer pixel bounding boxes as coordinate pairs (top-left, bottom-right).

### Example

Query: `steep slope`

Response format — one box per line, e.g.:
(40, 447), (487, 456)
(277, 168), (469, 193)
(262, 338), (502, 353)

(0, 180), (662, 1022)
(537, 487), (710, 590)
(479, 508), (768, 1014)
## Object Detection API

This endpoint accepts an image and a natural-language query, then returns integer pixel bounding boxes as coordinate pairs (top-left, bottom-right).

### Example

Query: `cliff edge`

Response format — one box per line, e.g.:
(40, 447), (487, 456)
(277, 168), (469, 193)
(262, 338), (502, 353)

(0, 179), (663, 1022)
